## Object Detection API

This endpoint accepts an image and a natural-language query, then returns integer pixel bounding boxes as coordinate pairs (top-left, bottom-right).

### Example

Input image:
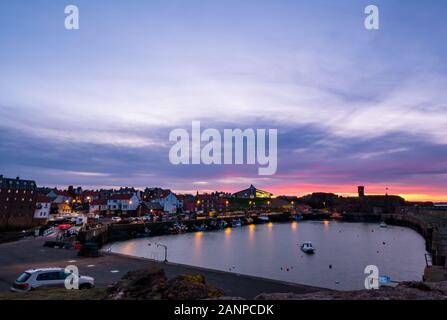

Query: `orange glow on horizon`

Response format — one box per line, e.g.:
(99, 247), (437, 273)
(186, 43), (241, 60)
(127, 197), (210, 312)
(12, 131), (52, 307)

(172, 183), (447, 202)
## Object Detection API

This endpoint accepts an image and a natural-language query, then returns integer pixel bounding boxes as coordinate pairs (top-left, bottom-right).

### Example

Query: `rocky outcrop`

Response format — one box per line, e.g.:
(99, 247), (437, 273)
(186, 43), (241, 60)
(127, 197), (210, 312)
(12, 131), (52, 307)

(106, 267), (224, 300)
(255, 281), (447, 300)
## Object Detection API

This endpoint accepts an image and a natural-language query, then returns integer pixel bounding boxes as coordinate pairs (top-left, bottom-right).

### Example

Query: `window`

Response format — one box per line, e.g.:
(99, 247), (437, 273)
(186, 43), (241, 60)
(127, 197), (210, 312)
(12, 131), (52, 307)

(36, 271), (60, 281)
(16, 272), (31, 283)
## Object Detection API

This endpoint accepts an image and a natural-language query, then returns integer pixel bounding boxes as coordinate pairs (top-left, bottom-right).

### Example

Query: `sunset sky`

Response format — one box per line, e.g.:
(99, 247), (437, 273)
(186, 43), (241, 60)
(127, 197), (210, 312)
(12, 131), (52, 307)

(1, 0), (447, 201)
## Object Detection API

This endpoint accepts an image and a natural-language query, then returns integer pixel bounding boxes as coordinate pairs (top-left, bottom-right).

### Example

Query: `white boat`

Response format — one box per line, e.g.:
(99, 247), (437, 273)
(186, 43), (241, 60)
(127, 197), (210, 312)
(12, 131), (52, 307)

(300, 241), (315, 254)
(380, 222), (387, 228)
(257, 215), (270, 222)
(231, 219), (242, 227)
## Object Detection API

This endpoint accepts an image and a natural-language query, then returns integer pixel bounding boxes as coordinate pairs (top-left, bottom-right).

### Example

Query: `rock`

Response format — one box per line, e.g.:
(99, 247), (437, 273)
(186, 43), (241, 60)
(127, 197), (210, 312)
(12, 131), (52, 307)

(107, 267), (167, 300)
(106, 268), (224, 300)
(162, 274), (224, 300)
(255, 281), (447, 300)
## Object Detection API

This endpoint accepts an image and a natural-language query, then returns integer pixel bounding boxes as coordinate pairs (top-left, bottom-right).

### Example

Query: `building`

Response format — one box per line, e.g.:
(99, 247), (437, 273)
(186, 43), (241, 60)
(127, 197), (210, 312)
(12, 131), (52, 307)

(107, 193), (140, 216)
(151, 191), (180, 214)
(89, 199), (108, 215)
(0, 175), (38, 227)
(233, 184), (273, 199)
(140, 201), (164, 216)
(52, 190), (73, 215)
(195, 193), (229, 213)
(83, 190), (100, 204)
(34, 195), (51, 223)
(358, 186), (365, 197)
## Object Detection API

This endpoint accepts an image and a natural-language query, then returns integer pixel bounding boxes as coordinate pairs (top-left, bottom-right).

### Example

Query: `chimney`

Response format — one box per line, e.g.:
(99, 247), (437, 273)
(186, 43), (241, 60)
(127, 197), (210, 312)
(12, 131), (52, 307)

(16, 176), (20, 180)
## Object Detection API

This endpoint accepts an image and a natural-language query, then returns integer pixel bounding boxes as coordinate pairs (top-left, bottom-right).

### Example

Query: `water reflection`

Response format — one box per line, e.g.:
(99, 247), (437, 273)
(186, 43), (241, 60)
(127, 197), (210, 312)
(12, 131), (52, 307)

(110, 221), (427, 290)
(291, 221), (298, 230)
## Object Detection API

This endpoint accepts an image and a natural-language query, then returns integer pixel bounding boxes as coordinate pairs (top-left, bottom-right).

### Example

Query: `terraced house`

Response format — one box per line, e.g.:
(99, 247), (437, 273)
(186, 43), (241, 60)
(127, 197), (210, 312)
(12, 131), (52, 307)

(0, 175), (38, 228)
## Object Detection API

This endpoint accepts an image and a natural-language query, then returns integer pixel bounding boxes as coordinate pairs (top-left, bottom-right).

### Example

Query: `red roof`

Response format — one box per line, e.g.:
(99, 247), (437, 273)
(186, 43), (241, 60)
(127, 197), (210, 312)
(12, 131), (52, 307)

(36, 195), (51, 203)
(83, 190), (99, 197)
(91, 199), (107, 206)
(109, 193), (133, 200)
(55, 190), (71, 197)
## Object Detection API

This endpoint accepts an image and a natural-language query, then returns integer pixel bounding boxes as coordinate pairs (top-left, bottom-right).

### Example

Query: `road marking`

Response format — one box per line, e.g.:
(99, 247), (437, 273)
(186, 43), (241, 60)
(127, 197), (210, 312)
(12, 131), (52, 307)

(110, 270), (120, 273)
(87, 265), (95, 267)
(68, 260), (77, 263)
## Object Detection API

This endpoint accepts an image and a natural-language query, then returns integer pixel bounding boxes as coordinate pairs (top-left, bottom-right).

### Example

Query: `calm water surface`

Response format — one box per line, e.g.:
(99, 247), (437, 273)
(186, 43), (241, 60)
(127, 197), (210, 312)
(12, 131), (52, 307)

(108, 221), (427, 290)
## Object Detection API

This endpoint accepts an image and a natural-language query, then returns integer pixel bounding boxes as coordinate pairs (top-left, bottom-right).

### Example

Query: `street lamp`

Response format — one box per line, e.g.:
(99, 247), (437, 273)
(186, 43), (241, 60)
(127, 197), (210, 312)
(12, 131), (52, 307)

(149, 242), (168, 262)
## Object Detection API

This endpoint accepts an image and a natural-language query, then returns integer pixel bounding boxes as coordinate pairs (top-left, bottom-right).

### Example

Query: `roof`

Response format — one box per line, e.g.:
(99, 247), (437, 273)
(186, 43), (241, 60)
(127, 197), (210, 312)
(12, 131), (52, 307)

(109, 193), (134, 200)
(25, 267), (64, 273)
(91, 199), (107, 206)
(233, 184), (273, 198)
(36, 195), (51, 203)
(55, 190), (71, 197)
(83, 190), (99, 197)
(0, 175), (36, 190)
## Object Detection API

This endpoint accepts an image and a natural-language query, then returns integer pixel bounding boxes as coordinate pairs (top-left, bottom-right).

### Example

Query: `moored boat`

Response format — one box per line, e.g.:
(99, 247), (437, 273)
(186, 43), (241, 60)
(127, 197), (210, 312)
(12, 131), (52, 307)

(256, 215), (270, 223)
(300, 241), (315, 254)
(231, 219), (242, 227)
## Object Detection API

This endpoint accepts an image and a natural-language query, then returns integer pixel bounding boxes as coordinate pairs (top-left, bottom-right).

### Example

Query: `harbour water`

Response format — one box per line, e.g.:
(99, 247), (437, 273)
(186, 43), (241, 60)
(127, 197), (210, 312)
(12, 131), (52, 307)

(108, 221), (427, 290)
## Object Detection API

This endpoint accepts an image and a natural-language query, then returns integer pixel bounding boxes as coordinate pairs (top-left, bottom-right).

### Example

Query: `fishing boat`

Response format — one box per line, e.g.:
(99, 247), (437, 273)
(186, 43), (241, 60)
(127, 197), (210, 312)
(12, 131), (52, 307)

(380, 221), (388, 228)
(300, 241), (315, 254)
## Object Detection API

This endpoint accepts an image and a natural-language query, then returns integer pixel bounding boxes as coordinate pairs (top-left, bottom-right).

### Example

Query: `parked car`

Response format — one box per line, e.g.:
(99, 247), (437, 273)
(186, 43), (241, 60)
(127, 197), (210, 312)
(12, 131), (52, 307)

(111, 216), (122, 223)
(11, 268), (95, 292)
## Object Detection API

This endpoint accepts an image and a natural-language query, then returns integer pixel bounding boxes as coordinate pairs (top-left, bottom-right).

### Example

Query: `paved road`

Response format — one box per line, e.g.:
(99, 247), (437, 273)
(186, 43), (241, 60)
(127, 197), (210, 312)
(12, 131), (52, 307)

(0, 237), (325, 298)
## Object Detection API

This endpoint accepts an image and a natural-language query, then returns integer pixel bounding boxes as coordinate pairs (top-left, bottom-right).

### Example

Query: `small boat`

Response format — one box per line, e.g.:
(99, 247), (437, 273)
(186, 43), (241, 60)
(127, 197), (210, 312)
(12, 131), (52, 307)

(289, 214), (302, 221)
(330, 212), (343, 220)
(380, 222), (387, 228)
(231, 219), (242, 227)
(300, 241), (315, 254)
(245, 217), (254, 224)
(170, 222), (188, 234)
(257, 215), (270, 223)
(194, 223), (207, 232)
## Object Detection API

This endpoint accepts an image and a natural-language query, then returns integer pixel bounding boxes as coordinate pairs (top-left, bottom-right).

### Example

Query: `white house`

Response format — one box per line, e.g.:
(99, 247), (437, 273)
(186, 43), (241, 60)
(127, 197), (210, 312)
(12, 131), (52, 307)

(107, 193), (140, 215)
(34, 195), (51, 221)
(151, 191), (180, 214)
